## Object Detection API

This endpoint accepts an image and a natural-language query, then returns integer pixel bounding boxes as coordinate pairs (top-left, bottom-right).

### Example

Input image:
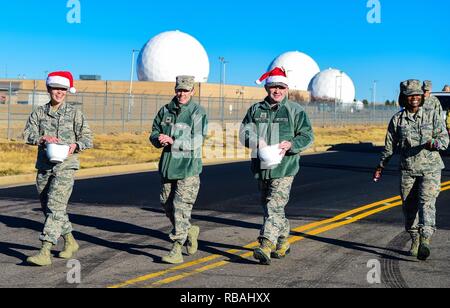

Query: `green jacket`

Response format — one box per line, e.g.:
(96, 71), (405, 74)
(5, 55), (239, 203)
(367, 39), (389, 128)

(23, 102), (93, 171)
(240, 97), (314, 180)
(150, 98), (208, 180)
(379, 107), (449, 175)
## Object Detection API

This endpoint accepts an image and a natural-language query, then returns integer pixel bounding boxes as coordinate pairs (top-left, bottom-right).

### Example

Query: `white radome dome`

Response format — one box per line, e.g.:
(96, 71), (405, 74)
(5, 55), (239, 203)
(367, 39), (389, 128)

(308, 68), (356, 104)
(268, 51), (320, 91)
(137, 30), (210, 82)
(355, 100), (365, 111)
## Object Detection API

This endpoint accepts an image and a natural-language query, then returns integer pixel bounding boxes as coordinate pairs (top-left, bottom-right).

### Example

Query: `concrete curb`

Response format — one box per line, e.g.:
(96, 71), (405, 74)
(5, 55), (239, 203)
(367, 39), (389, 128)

(0, 148), (331, 189)
(0, 159), (247, 189)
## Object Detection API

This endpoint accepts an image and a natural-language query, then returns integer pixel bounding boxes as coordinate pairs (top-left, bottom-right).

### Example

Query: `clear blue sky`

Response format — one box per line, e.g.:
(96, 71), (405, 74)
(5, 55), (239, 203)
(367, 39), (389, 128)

(1, 0), (449, 102)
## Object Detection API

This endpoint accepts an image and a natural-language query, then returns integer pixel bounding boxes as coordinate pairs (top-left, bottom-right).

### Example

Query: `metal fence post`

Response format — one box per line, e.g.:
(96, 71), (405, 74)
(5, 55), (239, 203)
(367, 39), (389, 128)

(322, 104), (325, 127)
(7, 82), (12, 139)
(94, 95), (97, 123)
(208, 96), (211, 121)
(140, 96), (144, 132)
(221, 96), (225, 128)
(103, 81), (108, 134)
(122, 95), (126, 133)
(32, 80), (36, 109)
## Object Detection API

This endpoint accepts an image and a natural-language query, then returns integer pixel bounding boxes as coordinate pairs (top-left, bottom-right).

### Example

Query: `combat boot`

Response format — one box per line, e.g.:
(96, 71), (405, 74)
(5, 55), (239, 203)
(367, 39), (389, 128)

(186, 225), (200, 256)
(408, 235), (420, 257)
(162, 242), (184, 264)
(253, 239), (276, 265)
(272, 238), (291, 259)
(417, 237), (431, 261)
(27, 241), (53, 266)
(59, 233), (80, 259)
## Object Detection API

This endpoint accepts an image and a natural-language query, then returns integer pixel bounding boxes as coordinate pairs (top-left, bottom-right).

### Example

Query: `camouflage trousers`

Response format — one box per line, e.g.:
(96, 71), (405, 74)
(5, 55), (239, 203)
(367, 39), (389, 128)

(258, 176), (294, 245)
(36, 168), (76, 245)
(160, 176), (200, 245)
(401, 171), (441, 240)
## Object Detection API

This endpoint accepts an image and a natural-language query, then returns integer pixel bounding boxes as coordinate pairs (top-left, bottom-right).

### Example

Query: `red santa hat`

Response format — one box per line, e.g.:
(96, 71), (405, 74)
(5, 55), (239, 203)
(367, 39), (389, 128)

(46, 71), (77, 94)
(255, 67), (289, 87)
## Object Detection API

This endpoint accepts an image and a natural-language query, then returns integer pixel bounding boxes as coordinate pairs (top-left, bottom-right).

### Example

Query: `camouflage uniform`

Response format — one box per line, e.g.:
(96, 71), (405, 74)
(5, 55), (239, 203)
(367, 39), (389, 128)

(423, 81), (444, 120)
(23, 102), (93, 245)
(258, 176), (294, 244)
(447, 111), (450, 133)
(424, 96), (443, 116)
(160, 176), (200, 243)
(150, 76), (208, 245)
(379, 80), (449, 240)
(240, 97), (314, 244)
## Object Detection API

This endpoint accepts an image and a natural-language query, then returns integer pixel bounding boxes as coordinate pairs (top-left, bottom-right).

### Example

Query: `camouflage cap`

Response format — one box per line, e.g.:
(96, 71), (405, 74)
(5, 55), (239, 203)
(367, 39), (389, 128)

(175, 75), (195, 91)
(402, 79), (424, 96)
(400, 80), (408, 92)
(422, 80), (432, 92)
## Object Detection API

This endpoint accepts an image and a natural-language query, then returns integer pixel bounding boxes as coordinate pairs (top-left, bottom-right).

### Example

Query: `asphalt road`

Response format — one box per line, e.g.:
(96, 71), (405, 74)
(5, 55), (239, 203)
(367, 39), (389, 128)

(1, 145), (450, 288)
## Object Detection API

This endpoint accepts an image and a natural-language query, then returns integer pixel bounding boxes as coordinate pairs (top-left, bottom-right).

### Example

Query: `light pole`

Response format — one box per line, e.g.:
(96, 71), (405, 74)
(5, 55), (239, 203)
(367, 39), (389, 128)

(219, 57), (228, 125)
(372, 80), (378, 105)
(335, 72), (343, 103)
(334, 72), (342, 123)
(371, 80), (378, 120)
(372, 80), (378, 110)
(219, 57), (228, 95)
(128, 49), (140, 122)
(129, 49), (140, 97)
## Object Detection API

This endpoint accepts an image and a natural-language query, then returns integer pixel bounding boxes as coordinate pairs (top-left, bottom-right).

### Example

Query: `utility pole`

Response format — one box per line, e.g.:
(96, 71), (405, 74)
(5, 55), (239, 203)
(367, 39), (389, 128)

(219, 57), (228, 126)
(371, 80), (378, 119)
(128, 49), (140, 121)
(129, 49), (140, 97)
(372, 80), (378, 105)
(7, 82), (12, 139)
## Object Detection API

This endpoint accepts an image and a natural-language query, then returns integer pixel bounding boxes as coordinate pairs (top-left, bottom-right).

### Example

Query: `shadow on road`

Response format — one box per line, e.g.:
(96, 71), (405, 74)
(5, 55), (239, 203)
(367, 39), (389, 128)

(0, 242), (35, 265)
(291, 231), (413, 262)
(143, 208), (261, 230)
(0, 210), (258, 265)
(327, 143), (384, 153)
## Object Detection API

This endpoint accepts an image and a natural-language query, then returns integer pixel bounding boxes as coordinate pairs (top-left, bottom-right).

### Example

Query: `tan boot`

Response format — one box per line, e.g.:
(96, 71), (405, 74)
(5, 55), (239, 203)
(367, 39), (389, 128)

(272, 238), (291, 259)
(186, 225), (200, 256)
(59, 233), (80, 259)
(27, 241), (53, 266)
(417, 237), (431, 261)
(408, 235), (420, 257)
(253, 239), (276, 265)
(162, 242), (184, 264)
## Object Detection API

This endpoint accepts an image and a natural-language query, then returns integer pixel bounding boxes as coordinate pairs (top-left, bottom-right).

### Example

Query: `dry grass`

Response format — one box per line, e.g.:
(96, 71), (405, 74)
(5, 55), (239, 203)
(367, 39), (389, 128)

(0, 133), (162, 176)
(0, 125), (388, 177)
(311, 125), (387, 150)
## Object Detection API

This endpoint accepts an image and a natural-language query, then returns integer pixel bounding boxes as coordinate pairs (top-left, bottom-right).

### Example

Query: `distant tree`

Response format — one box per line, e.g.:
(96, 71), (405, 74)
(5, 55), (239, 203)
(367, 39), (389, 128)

(362, 99), (369, 106)
(385, 100), (397, 106)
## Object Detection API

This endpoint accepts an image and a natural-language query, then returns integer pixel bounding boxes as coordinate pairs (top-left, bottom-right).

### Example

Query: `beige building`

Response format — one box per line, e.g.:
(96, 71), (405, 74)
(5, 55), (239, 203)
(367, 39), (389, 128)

(0, 79), (310, 102)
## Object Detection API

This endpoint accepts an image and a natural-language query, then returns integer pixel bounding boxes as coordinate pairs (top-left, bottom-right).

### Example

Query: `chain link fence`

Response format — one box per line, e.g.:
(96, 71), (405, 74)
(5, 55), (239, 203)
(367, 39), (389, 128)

(0, 89), (399, 139)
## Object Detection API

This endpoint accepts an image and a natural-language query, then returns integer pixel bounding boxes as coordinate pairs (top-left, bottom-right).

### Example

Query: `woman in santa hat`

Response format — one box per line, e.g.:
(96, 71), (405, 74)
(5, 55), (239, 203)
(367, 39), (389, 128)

(23, 71), (93, 266)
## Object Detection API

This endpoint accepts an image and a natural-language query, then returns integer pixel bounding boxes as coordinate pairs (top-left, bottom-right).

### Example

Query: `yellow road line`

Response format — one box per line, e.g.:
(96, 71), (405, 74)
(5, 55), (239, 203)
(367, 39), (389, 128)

(150, 260), (230, 287)
(148, 201), (403, 287)
(109, 180), (450, 288)
(108, 197), (388, 289)
(441, 185), (450, 192)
